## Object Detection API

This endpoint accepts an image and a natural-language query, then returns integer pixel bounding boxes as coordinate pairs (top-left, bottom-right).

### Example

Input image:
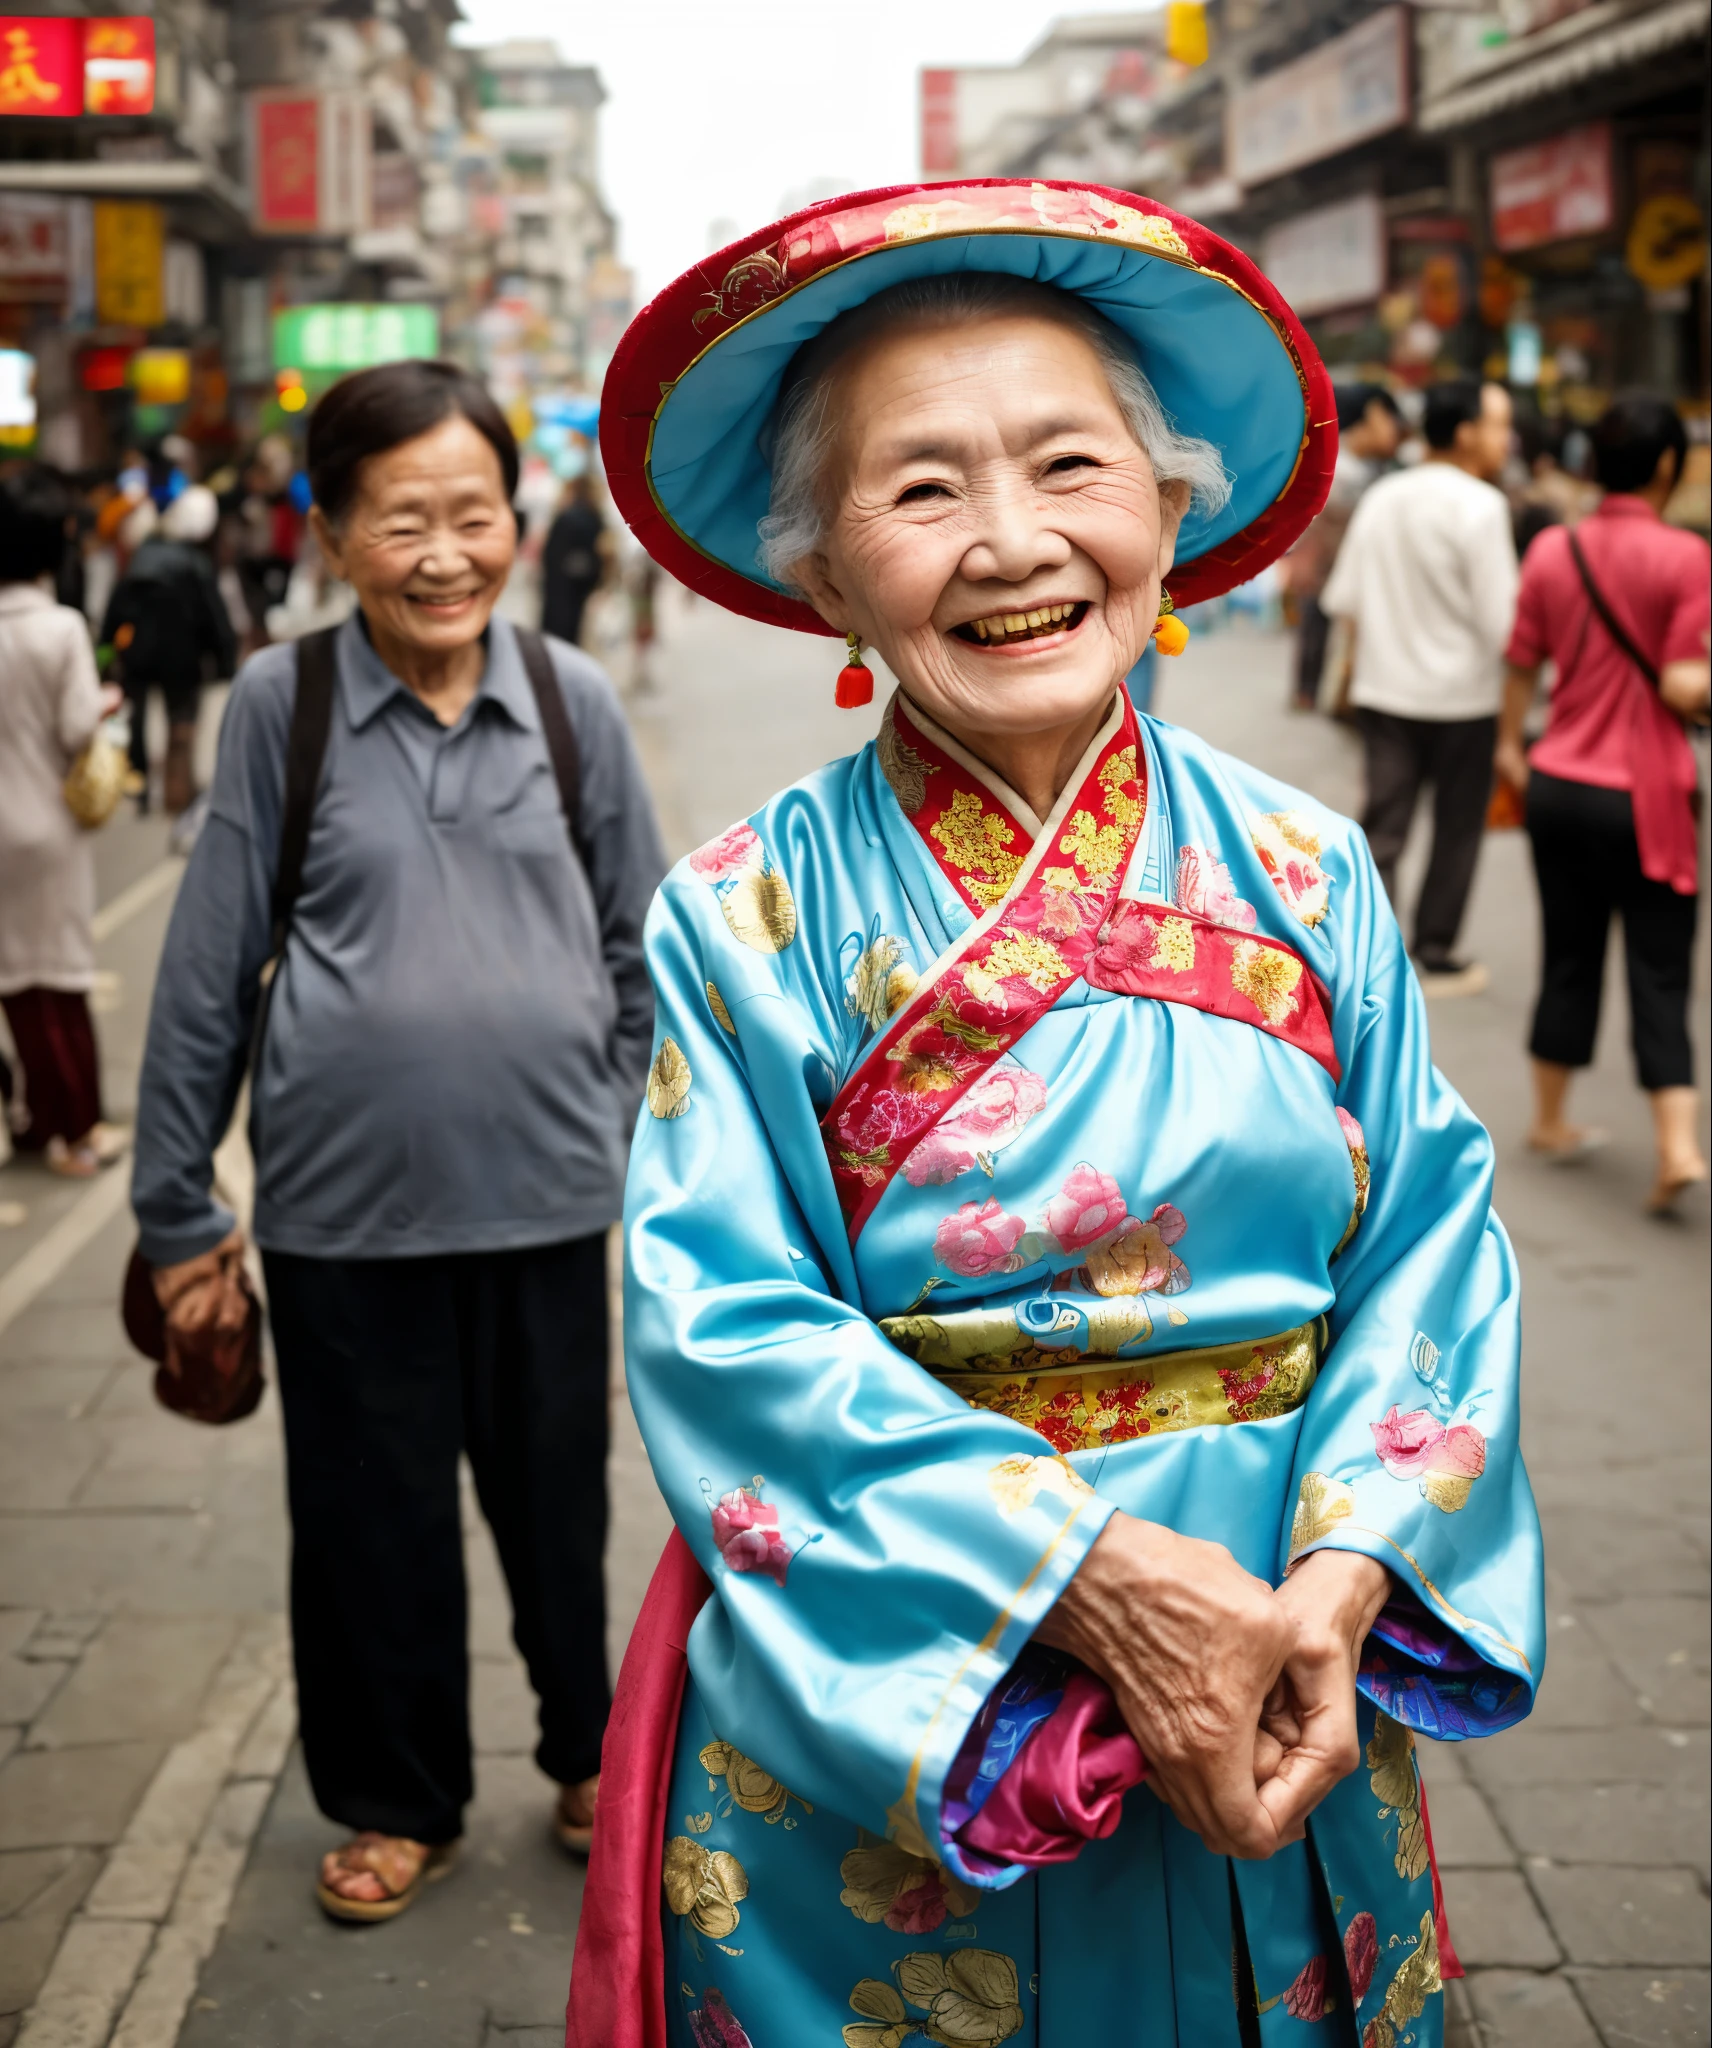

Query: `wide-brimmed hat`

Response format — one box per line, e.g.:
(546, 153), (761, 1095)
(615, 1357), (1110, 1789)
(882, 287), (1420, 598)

(601, 180), (1335, 636)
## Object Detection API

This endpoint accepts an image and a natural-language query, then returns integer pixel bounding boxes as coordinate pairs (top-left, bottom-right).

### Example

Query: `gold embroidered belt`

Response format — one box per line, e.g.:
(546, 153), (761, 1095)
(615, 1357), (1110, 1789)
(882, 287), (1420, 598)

(880, 1308), (1324, 1454)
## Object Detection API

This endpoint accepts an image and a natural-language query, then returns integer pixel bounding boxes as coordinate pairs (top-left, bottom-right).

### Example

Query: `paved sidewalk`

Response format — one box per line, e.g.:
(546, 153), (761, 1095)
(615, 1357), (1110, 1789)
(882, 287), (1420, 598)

(2, 604), (1705, 2046)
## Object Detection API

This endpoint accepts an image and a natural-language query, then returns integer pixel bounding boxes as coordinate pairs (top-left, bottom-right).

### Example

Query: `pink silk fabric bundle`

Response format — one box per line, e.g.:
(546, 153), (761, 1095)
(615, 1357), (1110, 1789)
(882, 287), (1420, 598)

(956, 1670), (1148, 1867)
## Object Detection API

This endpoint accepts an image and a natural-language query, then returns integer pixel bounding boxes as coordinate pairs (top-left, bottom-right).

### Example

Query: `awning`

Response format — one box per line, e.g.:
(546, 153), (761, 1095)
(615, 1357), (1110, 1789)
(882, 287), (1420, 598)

(1418, 0), (1708, 131)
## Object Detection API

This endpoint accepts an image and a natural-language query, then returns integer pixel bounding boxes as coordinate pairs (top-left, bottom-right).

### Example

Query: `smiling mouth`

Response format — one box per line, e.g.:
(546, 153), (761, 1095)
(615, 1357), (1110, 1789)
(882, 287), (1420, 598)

(952, 601), (1090, 648)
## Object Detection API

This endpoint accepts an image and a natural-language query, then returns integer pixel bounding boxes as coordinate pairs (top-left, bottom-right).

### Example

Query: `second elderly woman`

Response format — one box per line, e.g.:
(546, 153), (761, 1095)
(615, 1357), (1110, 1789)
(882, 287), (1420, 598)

(569, 183), (1544, 2048)
(132, 361), (665, 1920)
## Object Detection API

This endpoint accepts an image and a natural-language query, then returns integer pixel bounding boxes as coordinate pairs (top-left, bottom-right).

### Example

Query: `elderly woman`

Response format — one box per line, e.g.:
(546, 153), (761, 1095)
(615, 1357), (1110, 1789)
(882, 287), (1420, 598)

(133, 361), (665, 1919)
(570, 184), (1543, 2048)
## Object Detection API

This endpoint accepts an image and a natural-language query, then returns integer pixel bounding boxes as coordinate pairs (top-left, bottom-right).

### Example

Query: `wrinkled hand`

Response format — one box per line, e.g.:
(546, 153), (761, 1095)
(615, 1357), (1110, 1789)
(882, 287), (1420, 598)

(1253, 1550), (1393, 1843)
(1036, 1512), (1296, 1860)
(151, 1229), (249, 1346)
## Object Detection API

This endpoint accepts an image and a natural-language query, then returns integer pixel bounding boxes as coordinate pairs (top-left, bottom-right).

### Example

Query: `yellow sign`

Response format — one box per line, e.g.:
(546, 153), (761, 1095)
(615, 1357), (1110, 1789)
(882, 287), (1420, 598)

(93, 200), (164, 326)
(1166, 1), (1208, 66)
(129, 348), (189, 405)
(1626, 193), (1706, 292)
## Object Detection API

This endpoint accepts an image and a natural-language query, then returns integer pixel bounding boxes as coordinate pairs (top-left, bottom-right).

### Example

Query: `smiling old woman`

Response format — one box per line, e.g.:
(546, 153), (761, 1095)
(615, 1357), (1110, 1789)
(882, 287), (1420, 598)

(569, 185), (1544, 2048)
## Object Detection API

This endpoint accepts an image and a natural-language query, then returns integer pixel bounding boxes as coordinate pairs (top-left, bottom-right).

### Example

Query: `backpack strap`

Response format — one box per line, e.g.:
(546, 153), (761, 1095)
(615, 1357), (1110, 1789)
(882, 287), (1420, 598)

(271, 626), (339, 958)
(515, 626), (592, 876)
(1566, 529), (1661, 690)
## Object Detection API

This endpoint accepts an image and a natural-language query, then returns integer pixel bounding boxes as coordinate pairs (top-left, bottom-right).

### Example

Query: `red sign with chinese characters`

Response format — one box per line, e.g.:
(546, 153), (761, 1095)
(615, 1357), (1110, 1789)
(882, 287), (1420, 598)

(1491, 122), (1613, 253)
(0, 17), (83, 117)
(84, 17), (155, 117)
(254, 96), (320, 230)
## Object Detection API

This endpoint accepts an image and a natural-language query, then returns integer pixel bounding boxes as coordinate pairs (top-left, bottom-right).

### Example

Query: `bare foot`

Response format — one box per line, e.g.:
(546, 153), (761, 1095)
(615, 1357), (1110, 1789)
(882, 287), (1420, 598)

(554, 1774), (599, 1856)
(319, 1832), (432, 1906)
(1526, 1124), (1608, 1162)
(43, 1136), (99, 1179)
(1647, 1155), (1708, 1215)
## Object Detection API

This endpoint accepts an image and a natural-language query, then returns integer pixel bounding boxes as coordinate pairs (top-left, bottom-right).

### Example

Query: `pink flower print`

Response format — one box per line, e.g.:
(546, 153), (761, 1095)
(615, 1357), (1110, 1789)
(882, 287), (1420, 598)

(1336, 1106), (1365, 1152)
(688, 1988), (754, 2048)
(1343, 1913), (1378, 2004)
(710, 1487), (792, 1586)
(1435, 1423), (1487, 1479)
(903, 1065), (1048, 1186)
(885, 1872), (954, 1934)
(1044, 1163), (1128, 1252)
(1083, 1204), (1190, 1299)
(934, 1197), (1027, 1278)
(1176, 843), (1258, 930)
(1370, 1405), (1447, 1478)
(689, 822), (762, 882)
(1282, 1954), (1328, 2021)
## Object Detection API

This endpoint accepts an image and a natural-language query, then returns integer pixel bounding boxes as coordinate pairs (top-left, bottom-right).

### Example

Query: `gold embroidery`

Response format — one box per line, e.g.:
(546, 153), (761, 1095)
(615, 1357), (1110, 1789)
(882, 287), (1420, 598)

(647, 1038), (692, 1118)
(987, 1453), (1095, 1516)
(722, 867), (798, 952)
(845, 1951), (1025, 2048)
(1290, 1471), (1355, 1555)
(1088, 199), (1193, 261)
(839, 1836), (978, 1926)
(1420, 1471), (1476, 1513)
(699, 1740), (812, 1824)
(884, 1789), (937, 1864)
(1272, 809), (1323, 860)
(1230, 938), (1303, 1024)
(1367, 1714), (1429, 1882)
(878, 706), (932, 816)
(706, 982), (736, 1034)
(662, 1836), (748, 1937)
(848, 937), (905, 1032)
(1098, 744), (1144, 829)
(886, 964), (920, 1015)
(1058, 807), (1128, 883)
(1381, 1912), (1441, 2024)
(930, 789), (1022, 907)
(965, 930), (1069, 997)
(1148, 915), (1196, 974)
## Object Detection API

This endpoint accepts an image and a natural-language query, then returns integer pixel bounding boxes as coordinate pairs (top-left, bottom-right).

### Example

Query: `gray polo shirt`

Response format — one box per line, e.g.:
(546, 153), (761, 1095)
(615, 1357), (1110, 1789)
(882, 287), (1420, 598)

(133, 613), (665, 1266)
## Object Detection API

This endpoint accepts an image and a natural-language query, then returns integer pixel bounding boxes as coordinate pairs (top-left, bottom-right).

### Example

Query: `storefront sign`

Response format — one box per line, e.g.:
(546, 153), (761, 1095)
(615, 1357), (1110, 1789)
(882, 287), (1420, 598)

(249, 90), (370, 235)
(1626, 193), (1705, 291)
(84, 17), (154, 117)
(0, 16), (82, 115)
(0, 347), (35, 435)
(273, 302), (438, 376)
(920, 68), (957, 176)
(0, 196), (68, 301)
(92, 199), (164, 326)
(1262, 193), (1385, 317)
(1491, 122), (1612, 252)
(1227, 7), (1408, 187)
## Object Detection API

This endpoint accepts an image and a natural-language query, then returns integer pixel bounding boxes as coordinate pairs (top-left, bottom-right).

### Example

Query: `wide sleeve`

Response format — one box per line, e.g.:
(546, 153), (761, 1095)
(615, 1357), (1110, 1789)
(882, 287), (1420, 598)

(1282, 827), (1544, 1738)
(131, 660), (287, 1266)
(623, 873), (1116, 1881)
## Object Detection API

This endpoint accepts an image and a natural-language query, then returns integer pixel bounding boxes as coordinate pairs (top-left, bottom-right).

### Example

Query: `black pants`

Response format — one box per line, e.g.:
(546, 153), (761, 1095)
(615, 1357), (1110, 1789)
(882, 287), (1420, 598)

(263, 1235), (611, 1844)
(1526, 769), (1697, 1090)
(1357, 709), (1497, 967)
(1293, 596), (1331, 708)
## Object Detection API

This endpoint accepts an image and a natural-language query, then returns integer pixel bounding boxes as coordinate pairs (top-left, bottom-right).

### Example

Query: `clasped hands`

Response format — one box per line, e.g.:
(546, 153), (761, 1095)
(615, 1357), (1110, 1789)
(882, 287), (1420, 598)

(1036, 1510), (1391, 1861)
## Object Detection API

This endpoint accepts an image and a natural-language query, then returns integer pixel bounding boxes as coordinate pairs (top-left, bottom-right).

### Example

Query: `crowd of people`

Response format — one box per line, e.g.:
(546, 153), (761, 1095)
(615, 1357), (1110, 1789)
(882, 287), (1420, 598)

(1284, 376), (1709, 1212)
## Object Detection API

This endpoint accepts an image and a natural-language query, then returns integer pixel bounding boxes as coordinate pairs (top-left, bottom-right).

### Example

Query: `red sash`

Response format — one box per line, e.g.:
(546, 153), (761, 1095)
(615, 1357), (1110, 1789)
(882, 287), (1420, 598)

(823, 696), (1147, 1241)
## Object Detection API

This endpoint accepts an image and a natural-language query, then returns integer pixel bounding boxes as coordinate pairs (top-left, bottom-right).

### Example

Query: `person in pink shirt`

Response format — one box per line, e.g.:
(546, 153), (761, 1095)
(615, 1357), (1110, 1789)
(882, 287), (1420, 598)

(1496, 395), (1710, 1212)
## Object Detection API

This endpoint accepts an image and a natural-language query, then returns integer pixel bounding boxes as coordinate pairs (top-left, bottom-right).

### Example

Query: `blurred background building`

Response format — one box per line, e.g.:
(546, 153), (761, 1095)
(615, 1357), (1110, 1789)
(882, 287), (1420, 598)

(922, 0), (1710, 424)
(0, 0), (625, 478)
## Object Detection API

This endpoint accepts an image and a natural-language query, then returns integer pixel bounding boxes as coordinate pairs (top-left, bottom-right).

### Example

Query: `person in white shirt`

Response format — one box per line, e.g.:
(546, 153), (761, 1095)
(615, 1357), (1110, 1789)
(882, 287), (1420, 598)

(1324, 379), (1518, 995)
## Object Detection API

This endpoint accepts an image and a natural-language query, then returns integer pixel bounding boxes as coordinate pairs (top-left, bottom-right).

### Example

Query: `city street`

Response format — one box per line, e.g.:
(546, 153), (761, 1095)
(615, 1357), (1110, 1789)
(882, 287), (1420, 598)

(0, 592), (1705, 2048)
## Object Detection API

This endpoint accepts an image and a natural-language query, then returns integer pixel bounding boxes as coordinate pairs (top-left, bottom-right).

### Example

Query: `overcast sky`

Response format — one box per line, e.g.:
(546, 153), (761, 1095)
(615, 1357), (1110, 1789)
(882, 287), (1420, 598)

(454, 1), (1148, 304)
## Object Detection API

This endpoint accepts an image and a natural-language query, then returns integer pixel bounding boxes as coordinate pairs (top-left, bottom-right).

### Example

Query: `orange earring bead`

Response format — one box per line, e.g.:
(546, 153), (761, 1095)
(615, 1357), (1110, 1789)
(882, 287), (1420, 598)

(1152, 593), (1190, 657)
(835, 631), (874, 707)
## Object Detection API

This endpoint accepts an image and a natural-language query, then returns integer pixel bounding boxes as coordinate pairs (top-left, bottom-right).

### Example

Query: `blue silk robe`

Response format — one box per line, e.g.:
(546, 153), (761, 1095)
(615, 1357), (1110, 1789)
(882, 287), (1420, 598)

(624, 690), (1544, 2048)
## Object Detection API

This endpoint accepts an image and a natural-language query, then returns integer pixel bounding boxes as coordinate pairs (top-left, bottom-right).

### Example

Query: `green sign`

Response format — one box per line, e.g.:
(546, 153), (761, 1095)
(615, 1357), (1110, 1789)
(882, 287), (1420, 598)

(273, 303), (439, 375)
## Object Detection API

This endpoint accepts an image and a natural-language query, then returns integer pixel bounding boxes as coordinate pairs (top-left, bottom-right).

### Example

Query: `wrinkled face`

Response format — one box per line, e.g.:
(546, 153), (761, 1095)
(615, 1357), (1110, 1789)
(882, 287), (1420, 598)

(792, 314), (1189, 747)
(313, 414), (516, 657)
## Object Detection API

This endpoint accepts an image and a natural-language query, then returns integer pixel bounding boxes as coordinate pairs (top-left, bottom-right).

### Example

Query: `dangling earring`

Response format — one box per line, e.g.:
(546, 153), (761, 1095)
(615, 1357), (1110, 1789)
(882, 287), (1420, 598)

(835, 630), (873, 707)
(1152, 589), (1190, 657)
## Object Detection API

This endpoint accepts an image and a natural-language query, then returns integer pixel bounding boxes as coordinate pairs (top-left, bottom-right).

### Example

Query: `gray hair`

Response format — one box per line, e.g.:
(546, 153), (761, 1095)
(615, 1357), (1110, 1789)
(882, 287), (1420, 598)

(756, 272), (1232, 587)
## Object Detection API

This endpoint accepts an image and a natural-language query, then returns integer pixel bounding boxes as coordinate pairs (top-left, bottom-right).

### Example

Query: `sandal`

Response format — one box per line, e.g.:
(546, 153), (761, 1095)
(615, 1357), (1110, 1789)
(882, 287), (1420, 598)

(553, 1775), (599, 1858)
(44, 1136), (100, 1179)
(315, 1832), (459, 1923)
